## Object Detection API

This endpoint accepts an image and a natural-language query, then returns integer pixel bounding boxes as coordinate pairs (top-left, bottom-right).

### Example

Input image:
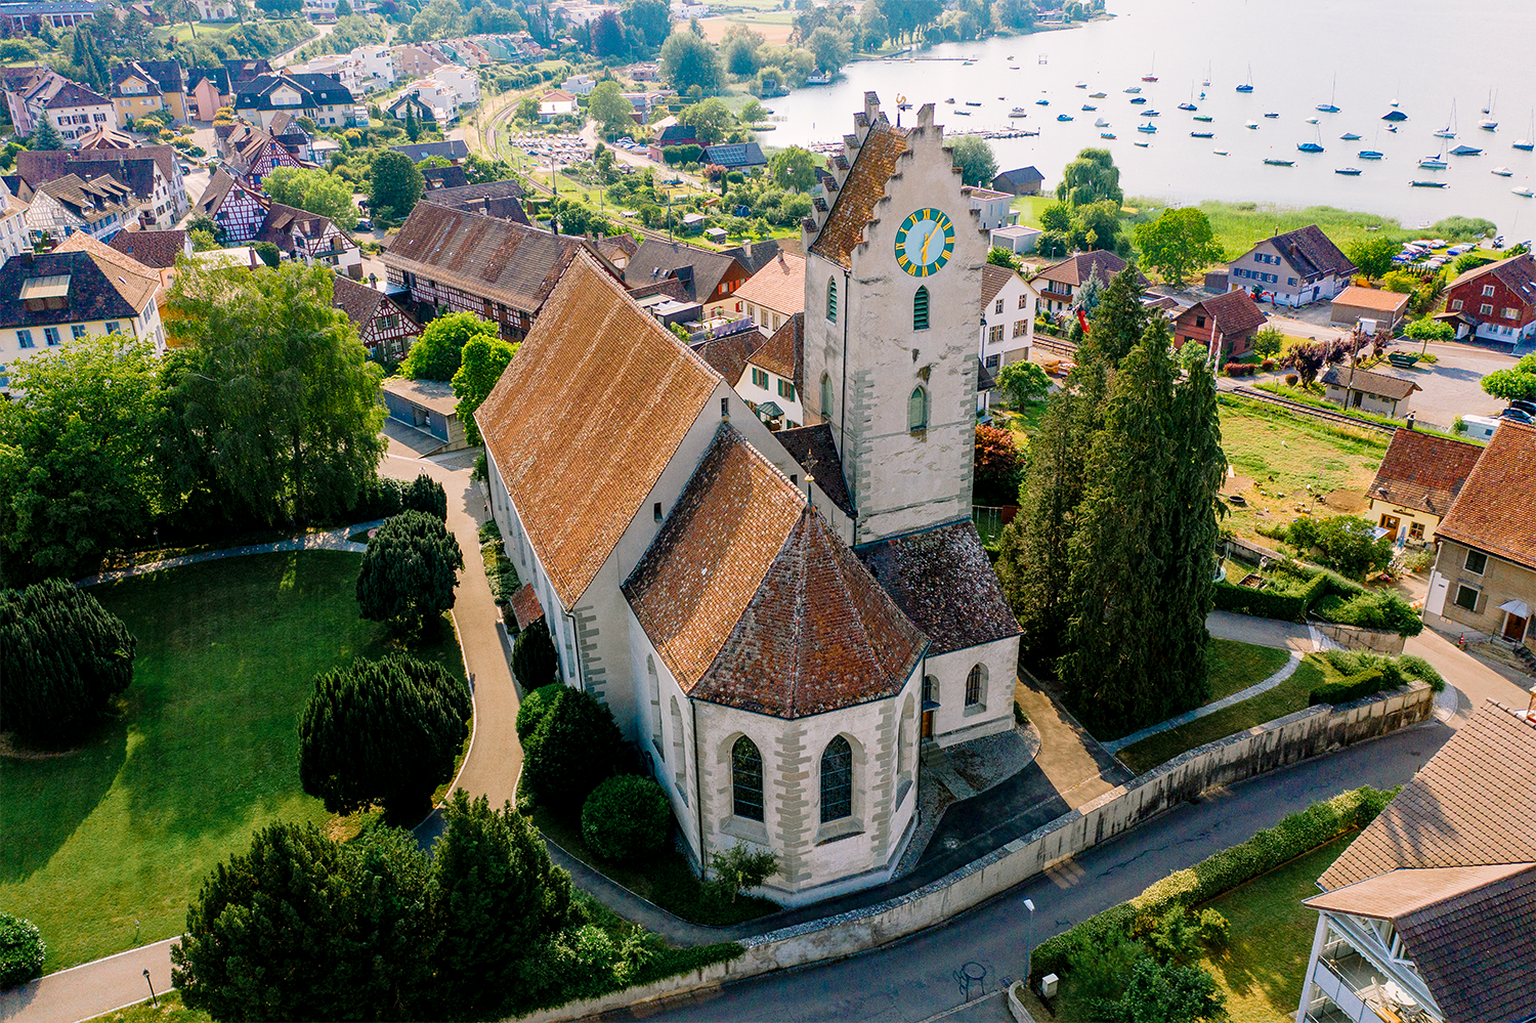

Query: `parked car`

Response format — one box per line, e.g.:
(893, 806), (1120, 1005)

(355, 218), (373, 231)
(1509, 399), (1536, 417)
(1498, 406), (1534, 424)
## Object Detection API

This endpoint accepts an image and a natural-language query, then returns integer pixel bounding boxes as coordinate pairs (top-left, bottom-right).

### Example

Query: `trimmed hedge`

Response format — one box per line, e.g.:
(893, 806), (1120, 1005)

(1031, 786), (1397, 984)
(1223, 361), (1259, 377)
(1212, 568), (1328, 622)
(0, 913), (45, 990)
(1307, 667), (1391, 706)
(1215, 560), (1421, 636)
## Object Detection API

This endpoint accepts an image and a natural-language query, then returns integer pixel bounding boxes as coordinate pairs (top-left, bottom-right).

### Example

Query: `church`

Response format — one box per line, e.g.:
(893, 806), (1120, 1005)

(476, 94), (1021, 905)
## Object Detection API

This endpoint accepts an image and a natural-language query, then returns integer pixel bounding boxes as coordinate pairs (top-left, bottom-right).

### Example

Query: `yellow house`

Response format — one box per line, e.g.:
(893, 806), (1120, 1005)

(111, 60), (189, 124)
(1364, 427), (1484, 545)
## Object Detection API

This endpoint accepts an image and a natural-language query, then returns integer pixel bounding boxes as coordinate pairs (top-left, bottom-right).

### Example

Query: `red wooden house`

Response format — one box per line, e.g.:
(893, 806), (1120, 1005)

(1441, 253), (1536, 347)
(1171, 289), (1269, 364)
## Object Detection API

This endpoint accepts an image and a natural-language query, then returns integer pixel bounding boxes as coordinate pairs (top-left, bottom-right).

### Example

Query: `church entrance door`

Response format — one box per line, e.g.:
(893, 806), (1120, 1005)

(921, 710), (934, 738)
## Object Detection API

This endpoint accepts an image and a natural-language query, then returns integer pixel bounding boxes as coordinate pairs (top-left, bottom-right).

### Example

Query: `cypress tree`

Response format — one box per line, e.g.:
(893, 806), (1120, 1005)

(297, 653), (471, 822)
(1155, 357), (1227, 713)
(1058, 318), (1179, 737)
(1082, 265), (1148, 367)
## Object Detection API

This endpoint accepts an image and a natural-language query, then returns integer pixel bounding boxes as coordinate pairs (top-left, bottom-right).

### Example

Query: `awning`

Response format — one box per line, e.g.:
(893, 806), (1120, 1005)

(1498, 599), (1531, 618)
(755, 400), (784, 419)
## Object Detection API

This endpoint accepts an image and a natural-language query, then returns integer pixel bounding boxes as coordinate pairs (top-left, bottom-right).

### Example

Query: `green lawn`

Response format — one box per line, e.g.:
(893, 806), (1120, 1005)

(0, 551), (465, 972)
(87, 992), (211, 1023)
(1118, 655), (1345, 774)
(1128, 199), (1407, 263)
(1198, 835), (1354, 1023)
(1206, 639), (1293, 702)
(1217, 397), (1389, 544)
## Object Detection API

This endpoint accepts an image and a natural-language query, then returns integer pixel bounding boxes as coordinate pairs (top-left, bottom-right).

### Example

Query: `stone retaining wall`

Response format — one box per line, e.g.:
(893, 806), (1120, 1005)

(1310, 620), (1407, 656)
(517, 683), (1434, 1023)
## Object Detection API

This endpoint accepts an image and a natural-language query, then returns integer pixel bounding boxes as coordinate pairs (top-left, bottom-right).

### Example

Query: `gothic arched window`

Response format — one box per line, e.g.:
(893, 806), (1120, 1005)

(965, 663), (987, 707)
(820, 735), (853, 823)
(827, 277), (838, 322)
(913, 286), (930, 330)
(820, 371), (833, 419)
(908, 386), (929, 433)
(732, 736), (764, 822)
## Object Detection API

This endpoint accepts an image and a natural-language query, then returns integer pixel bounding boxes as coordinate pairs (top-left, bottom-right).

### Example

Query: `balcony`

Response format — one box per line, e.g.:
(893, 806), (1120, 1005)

(1308, 941), (1439, 1023)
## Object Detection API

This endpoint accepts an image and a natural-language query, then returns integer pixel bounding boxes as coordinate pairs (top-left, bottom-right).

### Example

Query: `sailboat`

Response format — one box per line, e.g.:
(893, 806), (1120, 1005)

(1179, 82), (1197, 112)
(1418, 152), (1448, 170)
(1433, 101), (1457, 139)
(1358, 148), (1384, 160)
(1478, 89), (1497, 130)
(1136, 122), (1157, 134)
(1236, 65), (1253, 93)
(1515, 111), (1535, 151)
(1142, 54), (1158, 82)
(1202, 61), (1212, 87)
(1316, 75), (1340, 113)
(1298, 125), (1324, 153)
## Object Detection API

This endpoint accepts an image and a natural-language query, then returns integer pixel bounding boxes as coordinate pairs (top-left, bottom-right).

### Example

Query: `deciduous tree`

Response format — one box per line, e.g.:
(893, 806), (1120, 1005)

(768, 145), (817, 191)
(355, 509), (463, 628)
(0, 579), (135, 743)
(659, 27), (722, 95)
(996, 360), (1050, 408)
(950, 135), (997, 188)
(1056, 147), (1123, 207)
(587, 80), (636, 138)
(369, 149), (424, 220)
(402, 310), (500, 382)
(973, 424), (1026, 505)
(298, 652), (471, 820)
(163, 262), (385, 526)
(1481, 354), (1536, 402)
(1346, 236), (1399, 281)
(262, 166), (360, 230)
(678, 97), (733, 145)
(805, 25), (850, 73)
(1132, 207), (1223, 286)
(452, 335), (518, 445)
(622, 0), (670, 48)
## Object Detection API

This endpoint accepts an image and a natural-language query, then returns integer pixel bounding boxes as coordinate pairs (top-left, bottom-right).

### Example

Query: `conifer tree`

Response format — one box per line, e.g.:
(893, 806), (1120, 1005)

(355, 509), (463, 628)
(28, 115), (63, 151)
(1081, 265), (1148, 367)
(1058, 319), (1178, 737)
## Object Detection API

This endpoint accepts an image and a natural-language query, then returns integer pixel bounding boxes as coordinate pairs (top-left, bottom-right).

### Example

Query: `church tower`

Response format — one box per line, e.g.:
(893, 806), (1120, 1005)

(800, 93), (990, 545)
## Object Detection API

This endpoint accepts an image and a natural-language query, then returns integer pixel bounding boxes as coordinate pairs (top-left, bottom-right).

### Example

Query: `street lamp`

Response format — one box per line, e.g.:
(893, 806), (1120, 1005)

(1023, 897), (1036, 987)
(143, 968), (158, 1008)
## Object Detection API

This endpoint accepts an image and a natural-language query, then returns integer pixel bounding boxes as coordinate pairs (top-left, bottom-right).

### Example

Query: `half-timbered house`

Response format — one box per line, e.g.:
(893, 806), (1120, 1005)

(333, 275), (421, 362)
(193, 168), (268, 242)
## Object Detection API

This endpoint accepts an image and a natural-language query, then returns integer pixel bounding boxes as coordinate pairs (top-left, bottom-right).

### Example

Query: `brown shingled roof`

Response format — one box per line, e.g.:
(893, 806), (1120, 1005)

(1366, 428), (1483, 518)
(746, 312), (803, 388)
(1320, 365), (1421, 402)
(474, 252), (722, 606)
(1306, 863), (1536, 1023)
(1190, 288), (1269, 335)
(774, 422), (854, 517)
(856, 520), (1021, 655)
(1253, 224), (1357, 281)
(690, 330), (762, 386)
(1433, 420), (1536, 570)
(981, 263), (1016, 306)
(510, 583), (544, 630)
(1034, 250), (1146, 288)
(808, 120), (909, 269)
(624, 425), (925, 718)
(1319, 701), (1536, 892)
(384, 202), (589, 316)
(107, 229), (187, 269)
(733, 250), (805, 316)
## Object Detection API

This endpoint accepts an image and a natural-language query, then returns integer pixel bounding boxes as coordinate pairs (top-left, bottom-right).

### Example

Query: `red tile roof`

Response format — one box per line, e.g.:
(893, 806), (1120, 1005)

(1433, 420), (1536, 570)
(1331, 285), (1412, 314)
(1178, 288), (1269, 335)
(733, 250), (805, 316)
(1446, 252), (1536, 306)
(808, 120), (909, 270)
(1366, 428), (1483, 518)
(474, 252), (722, 605)
(746, 312), (803, 387)
(624, 425), (925, 718)
(981, 263), (1017, 306)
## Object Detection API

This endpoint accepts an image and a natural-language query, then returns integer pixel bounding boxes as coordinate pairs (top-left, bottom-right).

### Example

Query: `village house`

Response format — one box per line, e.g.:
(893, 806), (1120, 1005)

(257, 203), (362, 279)
(111, 60), (188, 124)
(1031, 250), (1142, 315)
(233, 72), (363, 130)
(1329, 285), (1411, 333)
(647, 122), (698, 161)
(193, 168), (270, 241)
(17, 148), (189, 230)
(962, 185), (1017, 231)
(73, 126), (135, 151)
(1295, 700), (1536, 1023)
(1228, 225), (1357, 308)
(0, 233), (164, 393)
(1364, 427), (1484, 547)
(1424, 420), (1536, 646)
(737, 314), (803, 428)
(1320, 365), (1420, 418)
(23, 173), (137, 244)
(332, 275), (421, 363)
(702, 142), (766, 171)
(979, 262), (1035, 395)
(190, 0), (235, 20)
(989, 224), (1041, 255)
(1170, 288), (1269, 364)
(391, 139), (469, 164)
(221, 122), (315, 186)
(990, 165), (1044, 196)
(1439, 253), (1536, 347)
(733, 249), (804, 333)
(474, 95), (1020, 904)
(624, 238), (753, 319)
(186, 67), (234, 122)
(537, 88), (577, 121)
(393, 43), (450, 79)
(383, 201), (595, 341)
(1, 66), (115, 138)
(0, 179), (29, 264)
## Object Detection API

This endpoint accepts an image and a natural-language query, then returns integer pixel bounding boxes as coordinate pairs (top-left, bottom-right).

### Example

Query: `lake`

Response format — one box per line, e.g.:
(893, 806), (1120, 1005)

(760, 0), (1536, 239)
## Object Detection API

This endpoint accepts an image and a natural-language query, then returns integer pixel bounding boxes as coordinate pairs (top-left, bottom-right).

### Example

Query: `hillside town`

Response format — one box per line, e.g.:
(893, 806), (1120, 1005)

(1, 0), (1535, 1021)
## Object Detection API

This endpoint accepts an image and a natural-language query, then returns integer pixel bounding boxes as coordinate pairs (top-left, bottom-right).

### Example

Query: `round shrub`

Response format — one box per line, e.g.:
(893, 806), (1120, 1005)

(0, 913), (45, 989)
(511, 618), (559, 690)
(1196, 908), (1230, 951)
(580, 775), (670, 860)
(516, 682), (564, 742)
(1285, 373), (1299, 386)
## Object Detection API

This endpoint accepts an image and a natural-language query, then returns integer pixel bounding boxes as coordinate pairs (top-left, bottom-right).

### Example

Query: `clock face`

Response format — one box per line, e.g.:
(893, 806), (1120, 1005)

(894, 208), (956, 277)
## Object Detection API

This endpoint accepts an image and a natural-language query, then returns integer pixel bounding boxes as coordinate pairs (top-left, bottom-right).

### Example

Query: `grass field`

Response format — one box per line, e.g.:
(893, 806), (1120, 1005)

(0, 551), (465, 972)
(1130, 199), (1406, 262)
(1217, 398), (1389, 544)
(1206, 639), (1294, 702)
(1117, 655), (1342, 774)
(87, 992), (211, 1023)
(1198, 835), (1354, 1023)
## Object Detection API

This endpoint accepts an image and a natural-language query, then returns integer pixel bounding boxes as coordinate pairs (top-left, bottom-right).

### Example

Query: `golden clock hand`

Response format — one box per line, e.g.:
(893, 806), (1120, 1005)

(919, 224), (933, 264)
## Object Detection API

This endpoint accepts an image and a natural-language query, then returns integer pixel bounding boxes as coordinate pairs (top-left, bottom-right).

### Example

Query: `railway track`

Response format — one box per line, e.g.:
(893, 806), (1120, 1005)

(1228, 385), (1397, 435)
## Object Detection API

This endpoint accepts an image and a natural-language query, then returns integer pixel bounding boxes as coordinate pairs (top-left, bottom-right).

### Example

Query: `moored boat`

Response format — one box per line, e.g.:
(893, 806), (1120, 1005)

(1410, 180), (1448, 188)
(1264, 158), (1294, 166)
(1341, 132), (1361, 140)
(1335, 167), (1361, 175)
(1191, 131), (1214, 138)
(1493, 166), (1513, 177)
(1358, 149), (1384, 159)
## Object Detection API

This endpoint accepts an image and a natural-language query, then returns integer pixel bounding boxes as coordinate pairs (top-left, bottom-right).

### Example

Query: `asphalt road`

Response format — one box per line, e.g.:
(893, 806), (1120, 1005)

(627, 722), (1455, 1023)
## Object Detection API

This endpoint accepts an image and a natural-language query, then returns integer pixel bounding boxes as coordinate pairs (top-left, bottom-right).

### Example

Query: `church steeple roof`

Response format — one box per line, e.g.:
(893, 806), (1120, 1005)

(807, 113), (909, 269)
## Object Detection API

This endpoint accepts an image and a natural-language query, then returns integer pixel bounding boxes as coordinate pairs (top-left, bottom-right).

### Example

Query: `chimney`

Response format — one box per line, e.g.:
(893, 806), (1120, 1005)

(918, 102), (935, 130)
(863, 91), (881, 126)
